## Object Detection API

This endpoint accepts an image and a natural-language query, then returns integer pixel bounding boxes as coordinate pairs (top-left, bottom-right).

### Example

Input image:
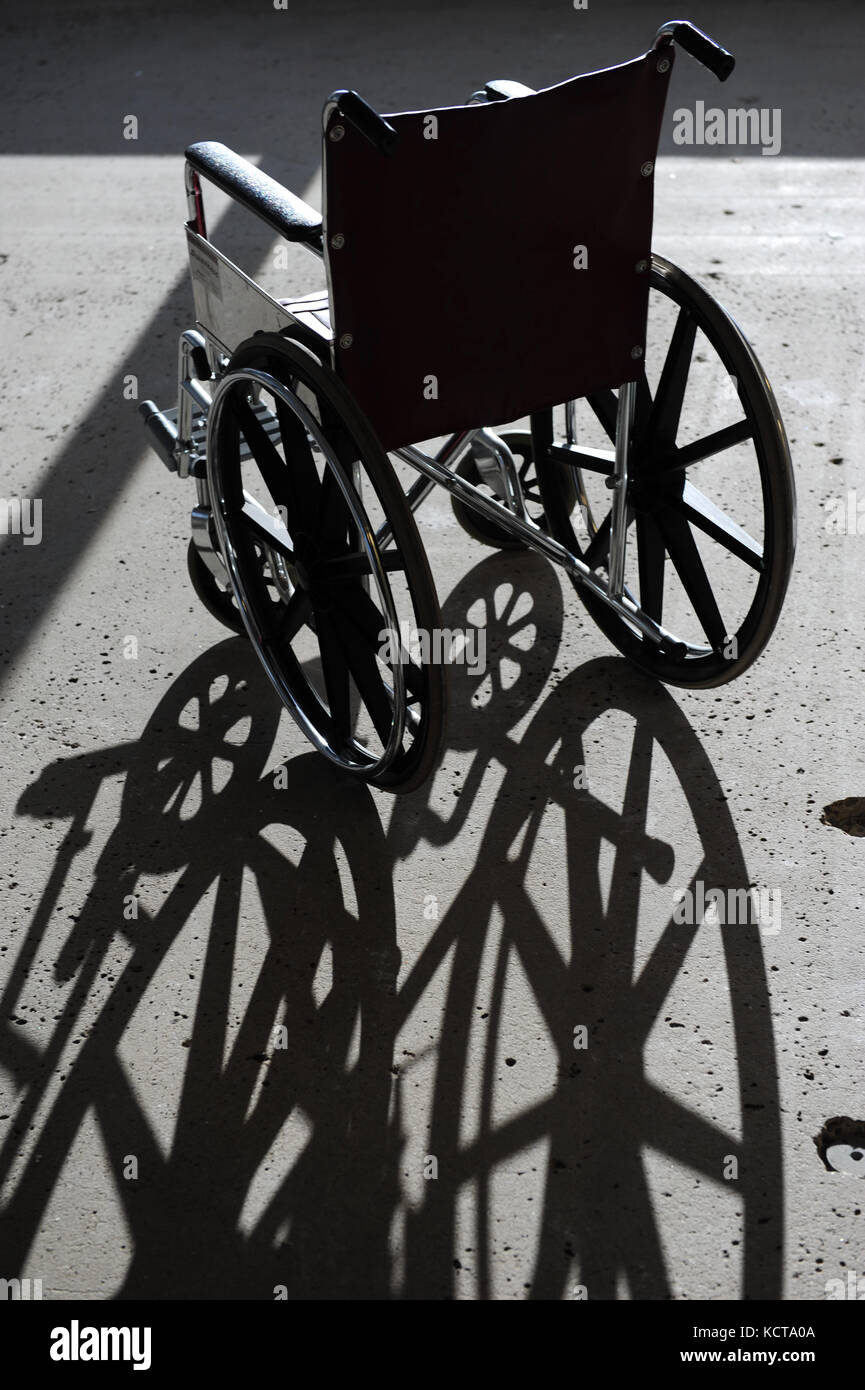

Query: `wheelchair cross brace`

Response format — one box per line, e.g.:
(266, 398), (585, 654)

(388, 388), (687, 657)
(148, 298), (682, 656)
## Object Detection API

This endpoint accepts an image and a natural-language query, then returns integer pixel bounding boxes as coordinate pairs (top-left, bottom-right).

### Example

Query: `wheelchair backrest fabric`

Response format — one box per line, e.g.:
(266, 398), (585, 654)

(324, 50), (672, 452)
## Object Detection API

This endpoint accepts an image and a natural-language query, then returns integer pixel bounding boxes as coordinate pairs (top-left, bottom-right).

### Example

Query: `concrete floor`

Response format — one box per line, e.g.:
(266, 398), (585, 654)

(0, 0), (863, 1300)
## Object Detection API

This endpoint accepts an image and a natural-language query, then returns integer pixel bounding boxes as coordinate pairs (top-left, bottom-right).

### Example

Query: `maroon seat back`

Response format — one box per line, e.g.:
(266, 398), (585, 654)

(324, 50), (672, 452)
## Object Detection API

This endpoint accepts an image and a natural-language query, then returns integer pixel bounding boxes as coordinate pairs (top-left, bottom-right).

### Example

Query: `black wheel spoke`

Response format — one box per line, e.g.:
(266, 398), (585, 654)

(657, 510), (728, 651)
(316, 548), (406, 581)
(335, 581), (425, 699)
(392, 653), (425, 702)
(549, 442), (614, 475)
(232, 396), (294, 512)
(269, 588), (312, 644)
(671, 481), (764, 572)
(635, 372), (654, 440)
(636, 512), (666, 625)
(650, 307), (697, 445)
(586, 389), (619, 443)
(274, 398), (325, 524)
(231, 392), (324, 532)
(315, 610), (353, 738)
(584, 511), (612, 569)
(330, 606), (394, 743)
(658, 419), (753, 474)
(239, 495), (295, 561)
(313, 467), (354, 550)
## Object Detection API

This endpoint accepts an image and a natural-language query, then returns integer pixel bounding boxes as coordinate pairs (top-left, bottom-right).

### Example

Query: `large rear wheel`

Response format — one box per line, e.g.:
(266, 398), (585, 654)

(536, 254), (796, 687)
(206, 332), (447, 791)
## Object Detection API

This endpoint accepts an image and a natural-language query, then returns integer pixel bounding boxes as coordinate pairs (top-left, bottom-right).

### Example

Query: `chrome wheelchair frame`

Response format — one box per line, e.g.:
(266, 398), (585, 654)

(140, 19), (796, 792)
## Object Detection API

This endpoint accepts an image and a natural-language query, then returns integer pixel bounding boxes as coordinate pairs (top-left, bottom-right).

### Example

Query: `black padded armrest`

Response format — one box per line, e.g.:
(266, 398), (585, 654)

(185, 141), (323, 247)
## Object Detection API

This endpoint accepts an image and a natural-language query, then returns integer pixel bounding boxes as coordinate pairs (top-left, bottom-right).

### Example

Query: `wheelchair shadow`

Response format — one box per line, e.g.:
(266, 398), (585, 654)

(0, 554), (782, 1300)
(391, 552), (783, 1300)
(2, 638), (402, 1299)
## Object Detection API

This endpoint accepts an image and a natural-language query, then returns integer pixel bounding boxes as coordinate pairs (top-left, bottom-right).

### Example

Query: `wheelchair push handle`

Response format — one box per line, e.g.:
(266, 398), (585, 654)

(327, 89), (400, 155)
(331, 22), (732, 159)
(654, 19), (735, 81)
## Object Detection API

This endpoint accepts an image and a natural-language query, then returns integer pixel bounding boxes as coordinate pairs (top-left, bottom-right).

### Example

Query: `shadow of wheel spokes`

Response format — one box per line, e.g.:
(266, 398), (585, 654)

(398, 658), (782, 1301)
(1, 633), (780, 1301)
(0, 640), (401, 1299)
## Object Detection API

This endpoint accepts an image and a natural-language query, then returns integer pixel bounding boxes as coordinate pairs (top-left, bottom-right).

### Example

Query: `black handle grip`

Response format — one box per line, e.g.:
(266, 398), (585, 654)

(330, 89), (399, 155)
(655, 19), (735, 81)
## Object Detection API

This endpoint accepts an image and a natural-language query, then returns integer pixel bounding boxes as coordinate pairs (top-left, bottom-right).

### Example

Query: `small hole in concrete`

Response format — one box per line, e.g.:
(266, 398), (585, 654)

(820, 798), (865, 836)
(815, 1118), (865, 1175)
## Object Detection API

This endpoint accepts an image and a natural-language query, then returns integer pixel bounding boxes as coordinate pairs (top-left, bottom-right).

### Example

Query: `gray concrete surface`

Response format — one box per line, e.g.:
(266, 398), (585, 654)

(0, 0), (863, 1300)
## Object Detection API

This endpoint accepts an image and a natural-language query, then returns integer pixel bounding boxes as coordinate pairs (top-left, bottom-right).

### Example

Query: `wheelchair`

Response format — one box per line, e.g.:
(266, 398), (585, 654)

(140, 19), (796, 793)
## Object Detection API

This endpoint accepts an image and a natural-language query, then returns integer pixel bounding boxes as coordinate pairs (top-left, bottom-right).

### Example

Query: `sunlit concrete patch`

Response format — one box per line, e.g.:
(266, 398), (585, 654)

(21, 1110), (134, 1300)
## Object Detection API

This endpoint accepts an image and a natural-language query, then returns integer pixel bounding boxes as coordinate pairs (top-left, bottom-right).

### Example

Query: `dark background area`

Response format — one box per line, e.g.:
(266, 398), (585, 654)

(2, 0), (863, 161)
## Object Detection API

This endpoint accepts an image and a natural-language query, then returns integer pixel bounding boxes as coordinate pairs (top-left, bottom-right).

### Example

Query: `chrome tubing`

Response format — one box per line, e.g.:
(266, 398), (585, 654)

(608, 379), (636, 599)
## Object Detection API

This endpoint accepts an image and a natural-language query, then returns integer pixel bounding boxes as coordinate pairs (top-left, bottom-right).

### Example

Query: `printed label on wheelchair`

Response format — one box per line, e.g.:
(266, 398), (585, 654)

(139, 18), (795, 793)
(186, 229), (331, 362)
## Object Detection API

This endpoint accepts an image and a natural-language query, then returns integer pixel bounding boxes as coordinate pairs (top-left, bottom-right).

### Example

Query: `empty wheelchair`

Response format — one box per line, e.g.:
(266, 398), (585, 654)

(140, 19), (796, 793)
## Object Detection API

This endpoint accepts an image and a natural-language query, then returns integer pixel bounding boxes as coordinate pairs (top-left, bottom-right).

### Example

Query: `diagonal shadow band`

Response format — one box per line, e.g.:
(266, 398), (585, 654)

(0, 180), (320, 688)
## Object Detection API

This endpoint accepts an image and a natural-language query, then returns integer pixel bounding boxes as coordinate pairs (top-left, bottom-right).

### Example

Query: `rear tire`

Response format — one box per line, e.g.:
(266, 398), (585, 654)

(206, 332), (447, 792)
(536, 255), (796, 687)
